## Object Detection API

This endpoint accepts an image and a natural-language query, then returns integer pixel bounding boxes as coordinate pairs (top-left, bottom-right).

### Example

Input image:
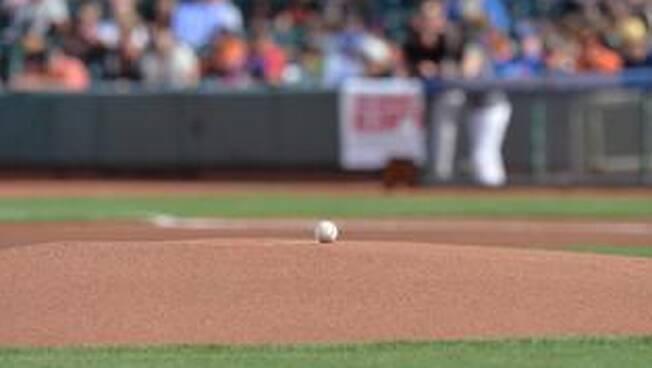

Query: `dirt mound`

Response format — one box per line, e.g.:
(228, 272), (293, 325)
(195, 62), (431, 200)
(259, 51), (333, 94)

(1, 239), (651, 347)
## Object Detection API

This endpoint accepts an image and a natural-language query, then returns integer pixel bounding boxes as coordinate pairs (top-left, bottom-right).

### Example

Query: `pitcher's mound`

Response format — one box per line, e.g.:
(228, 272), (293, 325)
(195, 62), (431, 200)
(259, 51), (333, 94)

(1, 238), (651, 346)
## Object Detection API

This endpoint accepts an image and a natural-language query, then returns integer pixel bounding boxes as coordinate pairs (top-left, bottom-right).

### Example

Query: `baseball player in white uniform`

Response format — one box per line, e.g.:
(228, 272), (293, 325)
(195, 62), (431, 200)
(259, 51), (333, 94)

(404, 0), (512, 186)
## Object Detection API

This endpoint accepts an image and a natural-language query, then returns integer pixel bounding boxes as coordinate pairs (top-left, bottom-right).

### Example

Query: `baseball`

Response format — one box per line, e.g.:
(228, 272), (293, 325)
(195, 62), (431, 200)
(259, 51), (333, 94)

(314, 220), (339, 244)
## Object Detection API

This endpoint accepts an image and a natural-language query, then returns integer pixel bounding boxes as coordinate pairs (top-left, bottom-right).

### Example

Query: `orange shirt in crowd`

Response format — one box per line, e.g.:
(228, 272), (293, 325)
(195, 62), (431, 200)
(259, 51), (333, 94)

(49, 53), (91, 91)
(578, 38), (623, 74)
(259, 41), (287, 84)
(213, 35), (248, 76)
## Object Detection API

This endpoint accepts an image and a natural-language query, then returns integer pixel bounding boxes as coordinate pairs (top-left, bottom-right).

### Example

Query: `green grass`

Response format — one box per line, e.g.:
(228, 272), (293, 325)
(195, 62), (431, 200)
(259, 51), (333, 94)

(565, 245), (652, 258)
(1, 337), (651, 368)
(0, 194), (651, 221)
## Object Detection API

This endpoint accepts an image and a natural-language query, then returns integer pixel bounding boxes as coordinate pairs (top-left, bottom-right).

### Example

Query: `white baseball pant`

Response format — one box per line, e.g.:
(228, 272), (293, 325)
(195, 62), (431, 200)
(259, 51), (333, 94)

(427, 90), (512, 186)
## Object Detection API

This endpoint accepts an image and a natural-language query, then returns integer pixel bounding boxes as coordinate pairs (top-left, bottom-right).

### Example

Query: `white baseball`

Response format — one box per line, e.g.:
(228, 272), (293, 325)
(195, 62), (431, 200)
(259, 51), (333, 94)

(314, 220), (339, 244)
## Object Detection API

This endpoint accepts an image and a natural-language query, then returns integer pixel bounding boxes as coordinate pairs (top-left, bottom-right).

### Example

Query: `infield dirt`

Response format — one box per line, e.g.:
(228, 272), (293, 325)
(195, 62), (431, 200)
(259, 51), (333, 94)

(1, 180), (651, 347)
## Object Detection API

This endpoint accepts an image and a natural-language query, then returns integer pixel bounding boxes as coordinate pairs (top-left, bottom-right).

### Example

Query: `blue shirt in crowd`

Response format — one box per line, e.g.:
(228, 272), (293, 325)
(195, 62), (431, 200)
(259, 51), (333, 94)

(172, 1), (243, 49)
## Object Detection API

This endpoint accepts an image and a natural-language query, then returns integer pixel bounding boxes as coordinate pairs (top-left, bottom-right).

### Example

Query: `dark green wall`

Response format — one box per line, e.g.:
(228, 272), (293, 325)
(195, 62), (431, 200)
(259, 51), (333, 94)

(0, 89), (645, 183)
(0, 90), (339, 170)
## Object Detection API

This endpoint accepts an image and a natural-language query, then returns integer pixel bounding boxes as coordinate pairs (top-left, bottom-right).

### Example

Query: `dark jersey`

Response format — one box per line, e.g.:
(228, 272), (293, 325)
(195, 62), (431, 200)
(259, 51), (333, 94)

(403, 31), (464, 77)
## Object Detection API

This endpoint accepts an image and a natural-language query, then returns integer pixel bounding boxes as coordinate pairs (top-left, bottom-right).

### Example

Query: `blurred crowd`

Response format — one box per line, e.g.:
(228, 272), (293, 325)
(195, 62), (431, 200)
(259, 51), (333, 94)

(2, 0), (652, 91)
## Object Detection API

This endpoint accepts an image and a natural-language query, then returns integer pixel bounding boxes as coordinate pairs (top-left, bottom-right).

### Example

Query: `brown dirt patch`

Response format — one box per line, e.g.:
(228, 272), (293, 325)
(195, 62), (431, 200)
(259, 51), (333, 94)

(1, 238), (651, 347)
(0, 218), (651, 252)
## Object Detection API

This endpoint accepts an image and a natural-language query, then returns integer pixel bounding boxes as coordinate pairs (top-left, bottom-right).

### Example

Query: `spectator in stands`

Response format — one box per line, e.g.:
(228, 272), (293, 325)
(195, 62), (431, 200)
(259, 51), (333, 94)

(545, 28), (580, 74)
(102, 32), (144, 81)
(359, 32), (394, 78)
(202, 29), (248, 85)
(43, 47), (90, 90)
(577, 27), (623, 73)
(2, 0), (652, 89)
(286, 43), (323, 85)
(321, 16), (367, 86)
(248, 28), (288, 85)
(271, 6), (301, 55)
(61, 1), (107, 78)
(618, 16), (652, 68)
(447, 0), (512, 32)
(488, 29), (522, 78)
(97, 1), (149, 54)
(141, 27), (199, 88)
(486, 26), (543, 79)
(9, 33), (89, 91)
(101, 3), (149, 81)
(515, 22), (545, 76)
(152, 0), (176, 29)
(286, 14), (327, 84)
(172, 0), (243, 50)
(3, 0), (68, 42)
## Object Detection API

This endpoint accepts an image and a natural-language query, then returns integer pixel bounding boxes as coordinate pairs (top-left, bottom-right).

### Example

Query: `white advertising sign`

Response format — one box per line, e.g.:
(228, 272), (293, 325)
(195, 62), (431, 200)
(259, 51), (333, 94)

(339, 79), (426, 170)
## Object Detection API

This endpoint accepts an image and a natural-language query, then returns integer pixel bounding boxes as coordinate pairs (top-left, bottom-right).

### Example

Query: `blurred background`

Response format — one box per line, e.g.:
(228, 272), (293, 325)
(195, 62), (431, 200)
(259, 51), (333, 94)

(0, 0), (650, 186)
(4, 0), (652, 89)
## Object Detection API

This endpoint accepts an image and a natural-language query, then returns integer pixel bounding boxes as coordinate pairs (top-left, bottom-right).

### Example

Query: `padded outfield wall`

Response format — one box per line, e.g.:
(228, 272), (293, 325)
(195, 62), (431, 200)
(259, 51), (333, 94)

(0, 87), (648, 184)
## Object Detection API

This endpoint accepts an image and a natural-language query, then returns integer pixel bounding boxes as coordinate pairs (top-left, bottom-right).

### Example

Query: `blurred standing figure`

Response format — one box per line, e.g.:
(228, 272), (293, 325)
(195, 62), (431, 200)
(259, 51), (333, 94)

(321, 16), (366, 87)
(359, 33), (395, 78)
(248, 29), (288, 85)
(141, 28), (199, 88)
(4, 0), (69, 40)
(61, 1), (107, 77)
(9, 33), (89, 91)
(100, 2), (149, 81)
(403, 0), (512, 186)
